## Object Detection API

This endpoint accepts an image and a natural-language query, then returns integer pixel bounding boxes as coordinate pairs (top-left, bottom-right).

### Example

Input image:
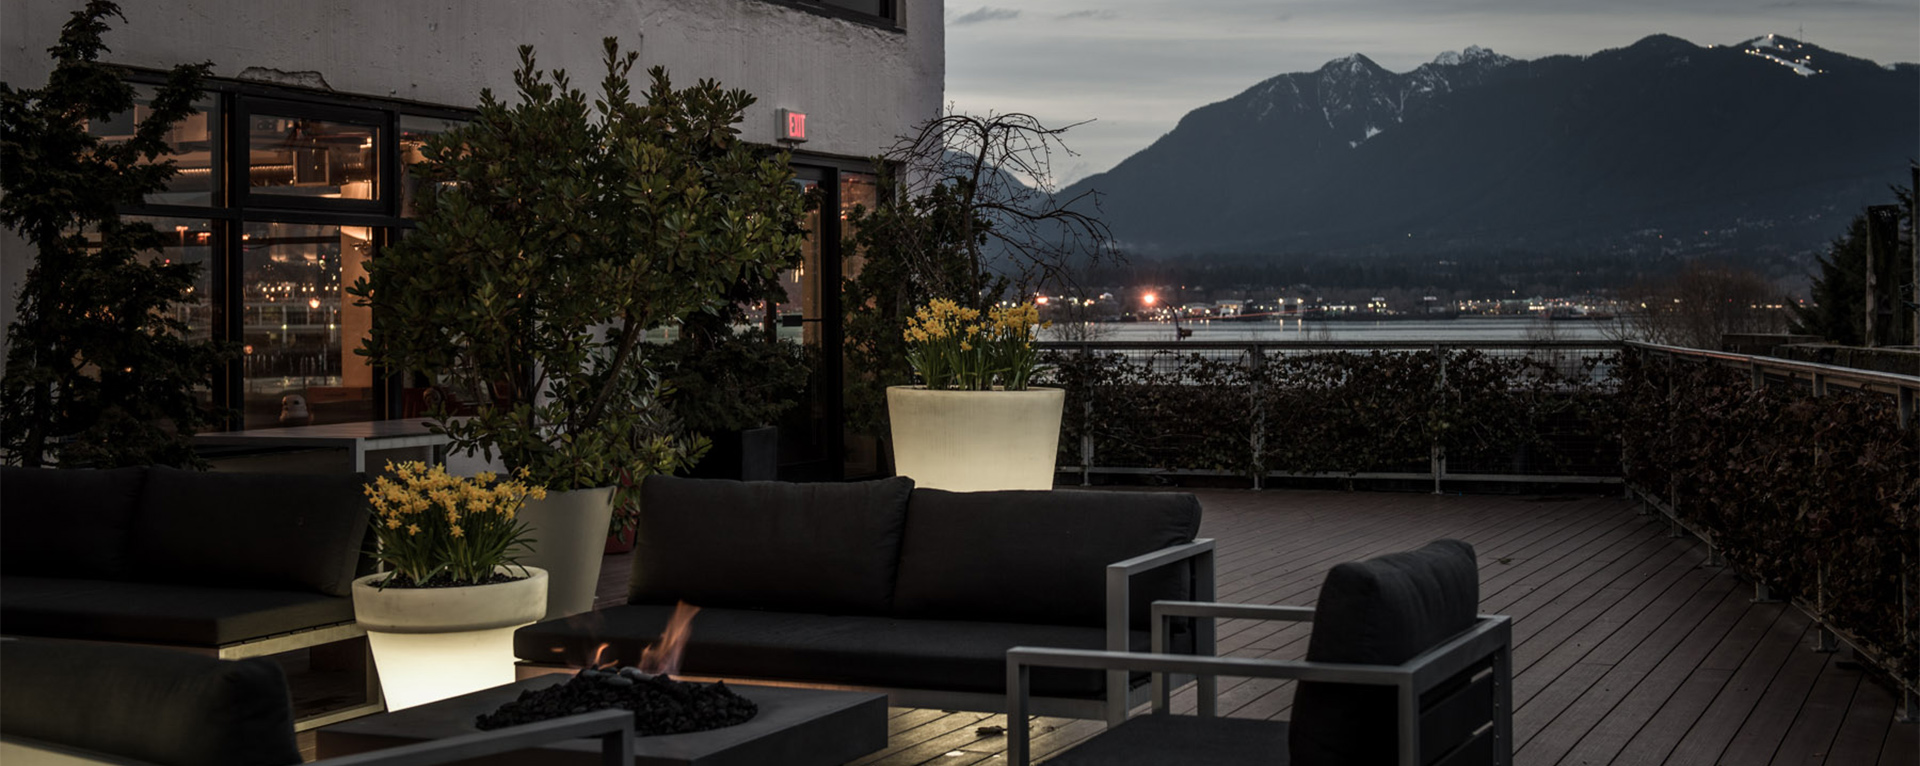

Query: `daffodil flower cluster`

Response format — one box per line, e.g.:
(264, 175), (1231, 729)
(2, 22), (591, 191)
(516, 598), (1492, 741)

(903, 298), (1050, 390)
(364, 461), (543, 588)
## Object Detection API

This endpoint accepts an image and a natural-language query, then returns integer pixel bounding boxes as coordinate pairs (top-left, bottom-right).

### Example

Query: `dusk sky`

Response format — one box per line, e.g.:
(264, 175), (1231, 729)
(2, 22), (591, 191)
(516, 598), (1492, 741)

(943, 1), (1920, 187)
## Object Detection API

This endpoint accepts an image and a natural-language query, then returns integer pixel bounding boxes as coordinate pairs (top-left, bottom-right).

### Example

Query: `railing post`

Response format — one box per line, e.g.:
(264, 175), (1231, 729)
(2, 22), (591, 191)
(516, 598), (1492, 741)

(1431, 344), (1446, 495)
(1079, 343), (1094, 486)
(1249, 345), (1266, 491)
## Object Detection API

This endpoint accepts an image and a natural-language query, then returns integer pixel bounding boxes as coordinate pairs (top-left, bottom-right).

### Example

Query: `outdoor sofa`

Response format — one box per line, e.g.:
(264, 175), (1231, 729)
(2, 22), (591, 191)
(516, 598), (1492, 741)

(514, 475), (1216, 722)
(0, 465), (380, 727)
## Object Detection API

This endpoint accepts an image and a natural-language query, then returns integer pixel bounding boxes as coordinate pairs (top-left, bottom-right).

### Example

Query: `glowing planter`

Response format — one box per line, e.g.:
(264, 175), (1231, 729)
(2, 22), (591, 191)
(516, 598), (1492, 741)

(515, 486), (617, 621)
(887, 386), (1065, 492)
(352, 567), (547, 711)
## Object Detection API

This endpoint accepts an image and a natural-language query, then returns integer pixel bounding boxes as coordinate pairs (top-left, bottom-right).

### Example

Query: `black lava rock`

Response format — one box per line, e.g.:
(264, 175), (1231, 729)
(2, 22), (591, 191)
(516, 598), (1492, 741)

(474, 670), (757, 736)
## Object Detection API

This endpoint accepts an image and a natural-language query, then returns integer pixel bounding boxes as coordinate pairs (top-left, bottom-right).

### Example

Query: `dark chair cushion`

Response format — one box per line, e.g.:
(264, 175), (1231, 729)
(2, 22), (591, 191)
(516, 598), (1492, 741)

(130, 467), (371, 596)
(1290, 539), (1480, 766)
(0, 576), (356, 646)
(0, 466), (147, 578)
(1048, 714), (1292, 766)
(515, 604), (1151, 698)
(892, 489), (1202, 628)
(0, 638), (300, 766)
(628, 476), (914, 614)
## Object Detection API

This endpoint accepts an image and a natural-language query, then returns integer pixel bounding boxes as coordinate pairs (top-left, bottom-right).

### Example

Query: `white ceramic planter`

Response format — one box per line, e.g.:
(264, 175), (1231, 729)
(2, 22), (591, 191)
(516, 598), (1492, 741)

(515, 485), (617, 621)
(352, 566), (547, 710)
(887, 386), (1066, 492)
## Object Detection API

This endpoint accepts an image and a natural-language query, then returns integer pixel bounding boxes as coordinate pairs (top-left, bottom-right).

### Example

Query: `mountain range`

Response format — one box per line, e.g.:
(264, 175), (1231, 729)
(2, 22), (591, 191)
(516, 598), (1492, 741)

(1065, 34), (1918, 261)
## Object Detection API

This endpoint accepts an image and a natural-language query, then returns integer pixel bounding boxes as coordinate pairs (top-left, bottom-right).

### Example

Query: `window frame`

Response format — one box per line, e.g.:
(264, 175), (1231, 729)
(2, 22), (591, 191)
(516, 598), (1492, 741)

(756, 0), (901, 31)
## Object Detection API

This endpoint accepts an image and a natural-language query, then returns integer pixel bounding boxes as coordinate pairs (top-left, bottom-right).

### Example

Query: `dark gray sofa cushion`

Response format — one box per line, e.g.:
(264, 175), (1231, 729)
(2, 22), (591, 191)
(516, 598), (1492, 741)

(0, 466), (147, 578)
(0, 576), (356, 646)
(0, 638), (300, 766)
(1290, 539), (1480, 766)
(629, 476), (914, 615)
(892, 489), (1202, 628)
(130, 467), (371, 596)
(515, 604), (1149, 699)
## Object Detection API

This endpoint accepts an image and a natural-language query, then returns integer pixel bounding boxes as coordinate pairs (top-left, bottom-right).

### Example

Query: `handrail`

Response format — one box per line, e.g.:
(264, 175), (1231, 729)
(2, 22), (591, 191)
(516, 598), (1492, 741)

(1626, 340), (1920, 396)
(1038, 339), (1621, 352)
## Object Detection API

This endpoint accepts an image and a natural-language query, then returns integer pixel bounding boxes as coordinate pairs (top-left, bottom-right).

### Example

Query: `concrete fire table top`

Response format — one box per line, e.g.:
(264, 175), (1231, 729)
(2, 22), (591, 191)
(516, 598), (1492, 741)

(316, 676), (888, 766)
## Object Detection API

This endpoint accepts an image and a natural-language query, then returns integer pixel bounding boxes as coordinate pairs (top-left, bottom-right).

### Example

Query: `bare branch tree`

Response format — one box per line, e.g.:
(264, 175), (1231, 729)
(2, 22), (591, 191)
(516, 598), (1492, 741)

(1608, 262), (1790, 349)
(878, 110), (1117, 307)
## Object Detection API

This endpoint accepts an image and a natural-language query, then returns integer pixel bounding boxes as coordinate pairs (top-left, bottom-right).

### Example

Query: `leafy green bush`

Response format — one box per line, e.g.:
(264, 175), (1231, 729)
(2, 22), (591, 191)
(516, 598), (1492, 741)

(351, 40), (806, 491)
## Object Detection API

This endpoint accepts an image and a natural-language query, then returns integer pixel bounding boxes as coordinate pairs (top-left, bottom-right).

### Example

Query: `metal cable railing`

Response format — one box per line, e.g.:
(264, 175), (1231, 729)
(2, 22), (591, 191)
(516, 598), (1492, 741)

(1036, 340), (1623, 490)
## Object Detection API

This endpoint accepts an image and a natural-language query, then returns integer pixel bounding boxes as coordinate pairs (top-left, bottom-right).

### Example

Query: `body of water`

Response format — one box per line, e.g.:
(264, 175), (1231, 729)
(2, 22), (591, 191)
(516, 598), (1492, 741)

(1042, 316), (1622, 343)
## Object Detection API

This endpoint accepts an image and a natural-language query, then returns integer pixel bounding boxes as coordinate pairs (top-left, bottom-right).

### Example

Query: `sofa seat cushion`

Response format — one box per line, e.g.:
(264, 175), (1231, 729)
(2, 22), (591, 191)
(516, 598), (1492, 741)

(630, 476), (914, 614)
(0, 466), (147, 578)
(0, 638), (300, 766)
(131, 467), (372, 597)
(893, 489), (1202, 629)
(516, 604), (1149, 698)
(1046, 714), (1292, 766)
(0, 576), (355, 646)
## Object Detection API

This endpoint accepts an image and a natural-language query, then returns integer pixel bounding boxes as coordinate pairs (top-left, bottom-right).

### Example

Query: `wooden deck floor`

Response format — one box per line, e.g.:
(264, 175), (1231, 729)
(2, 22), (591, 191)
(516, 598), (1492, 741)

(586, 487), (1916, 766)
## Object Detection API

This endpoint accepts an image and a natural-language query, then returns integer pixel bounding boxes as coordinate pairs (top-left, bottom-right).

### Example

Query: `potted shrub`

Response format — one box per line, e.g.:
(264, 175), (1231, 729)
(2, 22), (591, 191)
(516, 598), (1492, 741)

(655, 321), (810, 482)
(888, 299), (1063, 491)
(352, 462), (546, 710)
(351, 40), (808, 619)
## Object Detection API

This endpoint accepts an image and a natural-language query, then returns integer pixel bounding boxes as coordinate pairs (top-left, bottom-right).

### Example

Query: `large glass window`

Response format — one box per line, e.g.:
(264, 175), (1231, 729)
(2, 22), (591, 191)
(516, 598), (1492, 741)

(247, 114), (378, 201)
(125, 216), (217, 343)
(398, 115), (465, 218)
(87, 88), (220, 206)
(239, 222), (376, 427)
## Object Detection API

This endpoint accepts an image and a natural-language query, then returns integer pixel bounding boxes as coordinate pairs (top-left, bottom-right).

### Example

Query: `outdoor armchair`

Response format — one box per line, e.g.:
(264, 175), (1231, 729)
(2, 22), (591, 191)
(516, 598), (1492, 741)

(1007, 539), (1513, 766)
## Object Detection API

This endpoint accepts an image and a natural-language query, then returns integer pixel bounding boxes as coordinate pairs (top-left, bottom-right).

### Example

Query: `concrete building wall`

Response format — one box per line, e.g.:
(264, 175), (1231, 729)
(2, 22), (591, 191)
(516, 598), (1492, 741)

(0, 0), (944, 334)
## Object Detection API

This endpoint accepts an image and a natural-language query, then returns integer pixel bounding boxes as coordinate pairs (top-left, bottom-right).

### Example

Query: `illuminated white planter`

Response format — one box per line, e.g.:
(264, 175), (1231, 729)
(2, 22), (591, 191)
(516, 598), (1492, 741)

(888, 386), (1065, 492)
(516, 486), (616, 620)
(352, 567), (547, 710)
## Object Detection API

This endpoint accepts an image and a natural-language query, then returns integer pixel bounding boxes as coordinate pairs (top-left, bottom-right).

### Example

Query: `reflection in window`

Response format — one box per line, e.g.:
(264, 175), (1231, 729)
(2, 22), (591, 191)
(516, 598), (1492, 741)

(87, 87), (220, 207)
(240, 222), (376, 428)
(122, 217), (217, 344)
(840, 172), (878, 282)
(249, 116), (378, 200)
(777, 179), (823, 347)
(399, 115), (465, 218)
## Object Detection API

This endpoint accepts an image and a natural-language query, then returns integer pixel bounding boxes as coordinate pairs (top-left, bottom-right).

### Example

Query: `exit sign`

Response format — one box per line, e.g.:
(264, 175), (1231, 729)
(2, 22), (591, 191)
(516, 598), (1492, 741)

(778, 109), (808, 143)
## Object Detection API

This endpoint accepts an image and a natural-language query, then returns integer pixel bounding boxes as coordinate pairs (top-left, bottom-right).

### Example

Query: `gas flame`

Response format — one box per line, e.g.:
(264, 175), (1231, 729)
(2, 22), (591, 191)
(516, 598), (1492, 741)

(638, 601), (701, 676)
(587, 642), (616, 670)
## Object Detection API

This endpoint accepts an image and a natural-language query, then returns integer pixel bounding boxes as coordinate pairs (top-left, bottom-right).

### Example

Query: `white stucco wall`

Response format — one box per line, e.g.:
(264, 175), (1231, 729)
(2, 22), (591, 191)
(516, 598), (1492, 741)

(0, 0), (945, 332)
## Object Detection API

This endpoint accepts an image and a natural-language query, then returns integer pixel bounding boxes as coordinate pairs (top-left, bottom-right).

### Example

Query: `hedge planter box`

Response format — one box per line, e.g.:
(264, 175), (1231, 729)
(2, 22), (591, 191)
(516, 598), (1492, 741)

(353, 567), (547, 711)
(516, 486), (617, 620)
(887, 386), (1065, 492)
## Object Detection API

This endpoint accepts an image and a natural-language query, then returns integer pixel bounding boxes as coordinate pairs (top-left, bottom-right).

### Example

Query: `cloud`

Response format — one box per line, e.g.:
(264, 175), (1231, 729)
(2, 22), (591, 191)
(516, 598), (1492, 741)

(952, 7), (1022, 25)
(1058, 10), (1119, 21)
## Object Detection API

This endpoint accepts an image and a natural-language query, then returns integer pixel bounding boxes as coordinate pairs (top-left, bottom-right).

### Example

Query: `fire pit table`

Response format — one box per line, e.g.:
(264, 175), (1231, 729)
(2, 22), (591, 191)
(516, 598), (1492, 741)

(316, 676), (887, 766)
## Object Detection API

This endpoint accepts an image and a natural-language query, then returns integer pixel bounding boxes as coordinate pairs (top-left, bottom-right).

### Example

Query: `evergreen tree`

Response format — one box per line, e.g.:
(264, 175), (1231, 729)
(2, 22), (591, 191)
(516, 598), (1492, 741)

(1792, 185), (1915, 345)
(1, 1), (230, 468)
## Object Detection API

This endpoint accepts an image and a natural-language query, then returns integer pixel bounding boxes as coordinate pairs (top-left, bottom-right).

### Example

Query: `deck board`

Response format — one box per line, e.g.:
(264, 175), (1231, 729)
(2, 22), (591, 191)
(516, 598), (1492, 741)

(302, 486), (1913, 765)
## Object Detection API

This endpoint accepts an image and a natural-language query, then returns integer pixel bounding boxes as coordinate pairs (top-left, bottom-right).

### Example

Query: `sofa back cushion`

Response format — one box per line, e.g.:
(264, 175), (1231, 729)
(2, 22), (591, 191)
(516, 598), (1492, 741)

(130, 467), (372, 596)
(891, 489), (1202, 628)
(0, 638), (301, 766)
(629, 476), (915, 614)
(0, 466), (147, 578)
(1290, 539), (1481, 766)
